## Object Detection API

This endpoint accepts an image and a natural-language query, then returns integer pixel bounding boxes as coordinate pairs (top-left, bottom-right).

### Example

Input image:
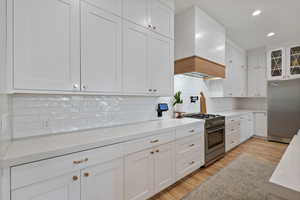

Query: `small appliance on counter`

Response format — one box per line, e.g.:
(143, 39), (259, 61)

(157, 103), (169, 117)
(184, 113), (225, 167)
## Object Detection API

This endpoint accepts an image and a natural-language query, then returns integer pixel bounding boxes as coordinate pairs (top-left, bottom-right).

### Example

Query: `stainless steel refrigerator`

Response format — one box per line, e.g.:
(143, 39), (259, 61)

(268, 79), (300, 143)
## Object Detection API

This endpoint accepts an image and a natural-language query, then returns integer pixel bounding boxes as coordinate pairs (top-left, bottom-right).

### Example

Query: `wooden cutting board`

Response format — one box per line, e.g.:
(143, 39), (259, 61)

(200, 92), (207, 114)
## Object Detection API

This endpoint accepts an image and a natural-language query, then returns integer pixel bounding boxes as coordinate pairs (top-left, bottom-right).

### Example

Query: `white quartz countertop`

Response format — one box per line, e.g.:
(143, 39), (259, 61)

(215, 109), (267, 117)
(269, 132), (300, 194)
(0, 118), (204, 168)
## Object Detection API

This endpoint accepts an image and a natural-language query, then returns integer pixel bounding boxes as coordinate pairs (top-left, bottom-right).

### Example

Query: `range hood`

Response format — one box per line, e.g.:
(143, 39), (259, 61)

(174, 6), (226, 79)
(175, 56), (225, 79)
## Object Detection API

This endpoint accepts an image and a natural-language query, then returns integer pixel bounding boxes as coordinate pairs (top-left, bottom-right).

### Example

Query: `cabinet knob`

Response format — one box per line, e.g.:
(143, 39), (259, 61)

(73, 176), (79, 181)
(148, 24), (152, 29)
(153, 26), (156, 30)
(150, 151), (154, 154)
(73, 84), (79, 89)
(84, 172), (90, 177)
(149, 89), (153, 92)
(156, 149), (160, 153)
(189, 129), (195, 133)
(82, 85), (87, 90)
(153, 89), (157, 92)
(189, 161), (195, 165)
(189, 144), (195, 147)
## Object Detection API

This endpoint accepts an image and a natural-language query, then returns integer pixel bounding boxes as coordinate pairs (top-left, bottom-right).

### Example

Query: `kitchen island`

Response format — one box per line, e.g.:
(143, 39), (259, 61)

(268, 132), (300, 200)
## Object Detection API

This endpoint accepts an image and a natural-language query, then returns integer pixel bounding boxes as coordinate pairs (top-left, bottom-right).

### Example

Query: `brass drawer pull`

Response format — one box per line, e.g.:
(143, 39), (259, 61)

(156, 149), (160, 153)
(84, 172), (90, 177)
(73, 158), (89, 164)
(73, 176), (79, 181)
(150, 139), (159, 143)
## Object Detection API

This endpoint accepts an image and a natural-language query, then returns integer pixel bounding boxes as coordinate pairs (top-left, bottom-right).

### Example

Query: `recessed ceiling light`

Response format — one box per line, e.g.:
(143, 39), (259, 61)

(267, 32), (275, 37)
(252, 10), (261, 16)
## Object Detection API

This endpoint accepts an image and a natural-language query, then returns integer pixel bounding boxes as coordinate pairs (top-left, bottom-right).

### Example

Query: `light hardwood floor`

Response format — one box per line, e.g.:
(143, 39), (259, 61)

(150, 137), (288, 200)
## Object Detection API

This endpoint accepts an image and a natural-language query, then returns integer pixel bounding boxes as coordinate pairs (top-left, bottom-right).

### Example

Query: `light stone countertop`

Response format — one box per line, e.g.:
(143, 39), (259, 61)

(214, 109), (267, 117)
(269, 131), (300, 198)
(0, 118), (204, 168)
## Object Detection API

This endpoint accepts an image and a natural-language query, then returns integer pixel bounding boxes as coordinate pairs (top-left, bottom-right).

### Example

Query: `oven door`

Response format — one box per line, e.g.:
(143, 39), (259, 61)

(205, 126), (225, 154)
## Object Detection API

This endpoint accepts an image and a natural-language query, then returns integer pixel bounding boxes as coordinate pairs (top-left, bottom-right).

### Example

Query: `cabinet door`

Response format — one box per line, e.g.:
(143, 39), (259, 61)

(247, 67), (257, 97)
(13, 0), (80, 91)
(11, 171), (80, 200)
(240, 115), (248, 143)
(81, 159), (123, 200)
(148, 33), (173, 96)
(83, 0), (122, 16)
(125, 149), (154, 200)
(150, 0), (174, 38)
(123, 0), (149, 28)
(154, 143), (175, 193)
(123, 21), (150, 94)
(286, 45), (300, 80)
(267, 48), (285, 80)
(81, 2), (122, 93)
(254, 113), (267, 137)
(256, 67), (267, 97)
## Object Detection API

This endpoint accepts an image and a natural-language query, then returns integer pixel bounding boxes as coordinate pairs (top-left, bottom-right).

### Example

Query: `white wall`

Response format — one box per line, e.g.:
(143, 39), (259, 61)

(174, 75), (237, 113)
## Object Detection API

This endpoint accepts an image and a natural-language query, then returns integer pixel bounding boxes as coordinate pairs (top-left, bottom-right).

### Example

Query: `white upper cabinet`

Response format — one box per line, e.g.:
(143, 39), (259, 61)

(11, 171), (81, 200)
(247, 47), (267, 97)
(123, 0), (174, 39)
(81, 2), (122, 93)
(150, 0), (174, 39)
(286, 44), (300, 80)
(123, 21), (149, 94)
(267, 48), (286, 80)
(149, 33), (174, 96)
(123, 0), (149, 28)
(13, 0), (80, 91)
(81, 159), (123, 200)
(83, 0), (122, 16)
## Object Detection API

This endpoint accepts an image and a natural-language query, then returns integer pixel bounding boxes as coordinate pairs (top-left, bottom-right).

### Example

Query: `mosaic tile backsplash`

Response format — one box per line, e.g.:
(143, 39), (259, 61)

(12, 95), (172, 139)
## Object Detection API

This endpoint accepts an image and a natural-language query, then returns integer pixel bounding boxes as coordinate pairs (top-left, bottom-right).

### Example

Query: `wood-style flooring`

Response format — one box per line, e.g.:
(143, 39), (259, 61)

(149, 137), (288, 200)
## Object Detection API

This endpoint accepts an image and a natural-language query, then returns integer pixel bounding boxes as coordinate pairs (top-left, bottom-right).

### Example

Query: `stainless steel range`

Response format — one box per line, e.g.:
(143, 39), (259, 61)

(184, 113), (225, 166)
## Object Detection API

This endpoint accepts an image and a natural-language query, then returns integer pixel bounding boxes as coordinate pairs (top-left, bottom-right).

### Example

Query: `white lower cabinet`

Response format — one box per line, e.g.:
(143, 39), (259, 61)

(81, 159), (123, 200)
(240, 113), (254, 143)
(9, 123), (205, 200)
(225, 117), (241, 152)
(11, 171), (81, 200)
(254, 112), (268, 137)
(124, 148), (155, 200)
(124, 142), (175, 200)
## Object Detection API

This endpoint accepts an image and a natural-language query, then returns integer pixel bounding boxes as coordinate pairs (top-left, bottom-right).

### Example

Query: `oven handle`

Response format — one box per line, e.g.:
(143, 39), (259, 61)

(206, 127), (225, 134)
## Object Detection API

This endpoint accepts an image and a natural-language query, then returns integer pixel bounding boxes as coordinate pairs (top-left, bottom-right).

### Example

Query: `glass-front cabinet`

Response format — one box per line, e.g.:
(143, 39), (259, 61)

(287, 44), (300, 79)
(267, 48), (285, 80)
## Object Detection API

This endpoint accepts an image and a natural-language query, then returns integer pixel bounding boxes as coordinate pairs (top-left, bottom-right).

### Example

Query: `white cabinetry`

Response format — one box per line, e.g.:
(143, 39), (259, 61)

(247, 47), (267, 97)
(81, 2), (122, 93)
(254, 112), (267, 137)
(286, 44), (300, 80)
(81, 159), (123, 200)
(5, 0), (174, 96)
(13, 0), (80, 91)
(124, 142), (175, 200)
(123, 0), (174, 39)
(11, 171), (81, 200)
(240, 113), (253, 143)
(225, 116), (241, 152)
(123, 21), (173, 96)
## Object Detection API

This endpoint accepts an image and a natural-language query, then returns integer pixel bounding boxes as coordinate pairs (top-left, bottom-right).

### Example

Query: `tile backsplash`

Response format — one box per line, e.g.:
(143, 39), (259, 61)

(11, 95), (172, 139)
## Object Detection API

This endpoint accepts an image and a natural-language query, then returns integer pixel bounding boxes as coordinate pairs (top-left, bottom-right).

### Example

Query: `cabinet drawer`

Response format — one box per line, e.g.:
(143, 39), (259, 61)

(11, 143), (123, 190)
(175, 134), (203, 155)
(124, 131), (175, 154)
(176, 123), (204, 139)
(82, 0), (122, 16)
(176, 148), (203, 180)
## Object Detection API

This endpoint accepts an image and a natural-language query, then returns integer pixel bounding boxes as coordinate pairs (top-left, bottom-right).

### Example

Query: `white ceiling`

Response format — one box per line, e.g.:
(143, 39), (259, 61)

(175, 0), (300, 50)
